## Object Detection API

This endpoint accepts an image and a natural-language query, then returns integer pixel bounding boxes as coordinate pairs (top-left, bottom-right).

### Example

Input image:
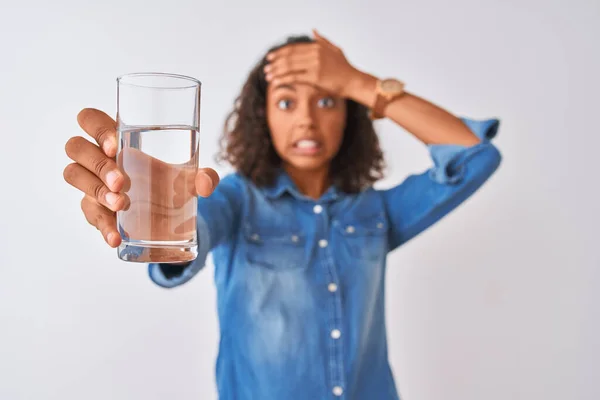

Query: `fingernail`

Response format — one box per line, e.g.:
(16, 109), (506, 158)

(105, 192), (119, 206)
(106, 171), (120, 190)
(107, 231), (116, 244)
(267, 53), (275, 60)
(103, 138), (116, 155)
(264, 64), (271, 72)
(265, 73), (272, 81)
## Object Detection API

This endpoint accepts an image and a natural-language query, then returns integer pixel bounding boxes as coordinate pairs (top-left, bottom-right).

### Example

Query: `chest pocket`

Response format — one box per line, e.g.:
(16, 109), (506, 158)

(334, 213), (388, 262)
(242, 220), (308, 271)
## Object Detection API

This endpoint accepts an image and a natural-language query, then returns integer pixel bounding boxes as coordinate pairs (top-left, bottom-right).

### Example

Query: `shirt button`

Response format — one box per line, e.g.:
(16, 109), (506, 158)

(313, 204), (323, 214)
(319, 239), (328, 248)
(331, 329), (341, 339)
(251, 233), (260, 241)
(291, 235), (299, 243)
(345, 225), (355, 234)
(377, 222), (384, 229)
(332, 386), (343, 396)
(328, 283), (338, 292)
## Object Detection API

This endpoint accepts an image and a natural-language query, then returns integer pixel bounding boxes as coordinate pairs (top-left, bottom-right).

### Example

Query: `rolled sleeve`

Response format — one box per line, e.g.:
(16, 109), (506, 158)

(382, 116), (502, 252)
(428, 118), (500, 184)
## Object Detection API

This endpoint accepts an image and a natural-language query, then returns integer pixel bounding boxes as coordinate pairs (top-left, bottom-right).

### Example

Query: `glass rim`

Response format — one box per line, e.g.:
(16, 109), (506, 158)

(117, 72), (202, 90)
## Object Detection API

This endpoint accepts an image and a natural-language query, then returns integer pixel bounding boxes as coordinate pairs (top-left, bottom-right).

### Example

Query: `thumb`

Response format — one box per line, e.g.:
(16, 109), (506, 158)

(195, 168), (220, 197)
(312, 29), (337, 49)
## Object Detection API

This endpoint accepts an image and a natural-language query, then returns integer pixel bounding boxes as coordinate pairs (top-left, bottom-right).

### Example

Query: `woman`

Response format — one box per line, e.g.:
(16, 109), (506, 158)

(64, 30), (501, 400)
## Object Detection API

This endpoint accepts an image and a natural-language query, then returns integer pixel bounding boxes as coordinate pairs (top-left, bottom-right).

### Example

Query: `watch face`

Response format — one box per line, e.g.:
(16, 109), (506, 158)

(381, 79), (404, 93)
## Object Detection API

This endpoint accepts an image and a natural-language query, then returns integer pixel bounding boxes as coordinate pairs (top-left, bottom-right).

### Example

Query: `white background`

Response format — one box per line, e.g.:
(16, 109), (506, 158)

(1, 0), (598, 399)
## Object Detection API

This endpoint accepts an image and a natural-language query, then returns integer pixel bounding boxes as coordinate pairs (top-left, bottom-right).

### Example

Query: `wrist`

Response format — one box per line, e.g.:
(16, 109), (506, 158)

(343, 68), (378, 107)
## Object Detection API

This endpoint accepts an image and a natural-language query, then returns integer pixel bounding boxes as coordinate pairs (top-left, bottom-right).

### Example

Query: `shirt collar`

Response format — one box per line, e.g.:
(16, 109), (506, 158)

(263, 168), (341, 202)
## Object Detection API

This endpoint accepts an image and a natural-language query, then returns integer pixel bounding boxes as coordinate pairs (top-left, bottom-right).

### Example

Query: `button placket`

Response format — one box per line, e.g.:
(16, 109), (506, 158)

(314, 204), (329, 250)
(313, 203), (345, 395)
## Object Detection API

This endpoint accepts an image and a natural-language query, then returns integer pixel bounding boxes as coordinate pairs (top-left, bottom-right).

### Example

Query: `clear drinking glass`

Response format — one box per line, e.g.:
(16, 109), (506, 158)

(115, 73), (201, 263)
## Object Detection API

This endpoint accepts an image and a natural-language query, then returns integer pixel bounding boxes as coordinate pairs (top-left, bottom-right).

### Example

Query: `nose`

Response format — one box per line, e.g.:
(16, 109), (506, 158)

(295, 100), (316, 130)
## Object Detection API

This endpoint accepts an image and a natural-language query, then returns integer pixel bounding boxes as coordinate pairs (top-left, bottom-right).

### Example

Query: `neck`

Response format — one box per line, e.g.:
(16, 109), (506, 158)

(283, 164), (331, 200)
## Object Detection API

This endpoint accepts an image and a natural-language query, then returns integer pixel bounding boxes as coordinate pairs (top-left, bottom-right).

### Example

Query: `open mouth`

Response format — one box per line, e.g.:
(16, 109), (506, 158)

(293, 139), (322, 155)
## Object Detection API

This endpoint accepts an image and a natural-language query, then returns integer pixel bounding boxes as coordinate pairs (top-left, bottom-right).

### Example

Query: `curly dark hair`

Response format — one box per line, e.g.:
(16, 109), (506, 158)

(216, 34), (386, 194)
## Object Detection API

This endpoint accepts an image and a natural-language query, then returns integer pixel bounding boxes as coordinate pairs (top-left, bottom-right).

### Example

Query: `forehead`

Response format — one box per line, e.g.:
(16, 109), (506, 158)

(267, 82), (331, 97)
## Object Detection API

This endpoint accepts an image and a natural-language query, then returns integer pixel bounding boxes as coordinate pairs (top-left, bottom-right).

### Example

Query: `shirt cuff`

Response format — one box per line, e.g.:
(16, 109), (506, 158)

(428, 117), (500, 184)
(147, 211), (211, 288)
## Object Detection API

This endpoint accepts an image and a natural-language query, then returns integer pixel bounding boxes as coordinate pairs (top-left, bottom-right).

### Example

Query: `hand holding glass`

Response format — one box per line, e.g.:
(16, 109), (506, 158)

(116, 73), (201, 263)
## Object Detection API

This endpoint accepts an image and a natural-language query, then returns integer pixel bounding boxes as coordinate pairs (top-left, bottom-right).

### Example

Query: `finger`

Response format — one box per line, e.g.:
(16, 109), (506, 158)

(117, 147), (194, 209)
(264, 55), (317, 81)
(65, 136), (125, 192)
(266, 43), (317, 61)
(271, 72), (313, 88)
(77, 108), (118, 157)
(173, 168), (198, 207)
(174, 167), (198, 197)
(81, 195), (121, 247)
(64, 163), (127, 212)
(195, 168), (220, 197)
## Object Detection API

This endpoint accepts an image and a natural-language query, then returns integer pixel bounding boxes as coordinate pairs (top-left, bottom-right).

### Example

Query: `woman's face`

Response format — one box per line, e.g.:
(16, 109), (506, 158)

(266, 81), (347, 174)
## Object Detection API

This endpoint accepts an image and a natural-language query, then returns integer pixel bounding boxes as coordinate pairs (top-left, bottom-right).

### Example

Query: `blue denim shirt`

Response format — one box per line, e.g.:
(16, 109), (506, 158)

(148, 117), (502, 400)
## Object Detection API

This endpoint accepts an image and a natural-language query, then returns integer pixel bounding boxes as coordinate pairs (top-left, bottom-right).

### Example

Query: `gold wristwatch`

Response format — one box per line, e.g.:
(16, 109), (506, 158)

(369, 78), (405, 120)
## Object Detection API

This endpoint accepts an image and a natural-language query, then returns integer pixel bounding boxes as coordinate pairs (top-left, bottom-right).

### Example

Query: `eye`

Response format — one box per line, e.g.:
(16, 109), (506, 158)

(277, 99), (293, 110)
(318, 97), (336, 108)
